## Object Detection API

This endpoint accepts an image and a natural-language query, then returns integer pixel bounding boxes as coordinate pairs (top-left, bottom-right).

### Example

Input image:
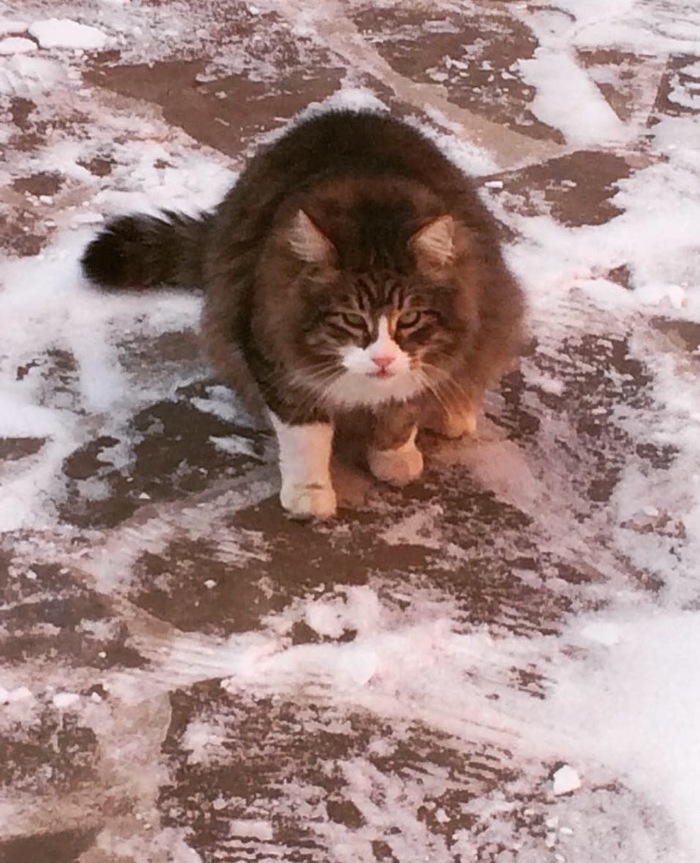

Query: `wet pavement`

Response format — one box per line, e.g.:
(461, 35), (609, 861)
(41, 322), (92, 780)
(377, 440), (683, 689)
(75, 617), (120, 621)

(1, 2), (699, 861)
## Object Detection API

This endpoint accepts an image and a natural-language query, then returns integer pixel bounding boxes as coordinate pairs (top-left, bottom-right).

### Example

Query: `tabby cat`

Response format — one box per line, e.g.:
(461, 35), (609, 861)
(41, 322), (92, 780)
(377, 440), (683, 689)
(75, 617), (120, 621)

(82, 109), (525, 519)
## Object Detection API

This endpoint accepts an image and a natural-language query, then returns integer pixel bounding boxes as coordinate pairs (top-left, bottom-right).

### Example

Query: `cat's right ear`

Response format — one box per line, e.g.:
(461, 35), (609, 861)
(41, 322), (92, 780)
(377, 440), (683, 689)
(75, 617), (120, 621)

(410, 215), (455, 273)
(286, 210), (336, 267)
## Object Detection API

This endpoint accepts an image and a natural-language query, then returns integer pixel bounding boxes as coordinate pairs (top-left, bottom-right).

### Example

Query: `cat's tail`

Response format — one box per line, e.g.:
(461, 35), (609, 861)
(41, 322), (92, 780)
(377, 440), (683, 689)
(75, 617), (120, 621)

(81, 210), (211, 291)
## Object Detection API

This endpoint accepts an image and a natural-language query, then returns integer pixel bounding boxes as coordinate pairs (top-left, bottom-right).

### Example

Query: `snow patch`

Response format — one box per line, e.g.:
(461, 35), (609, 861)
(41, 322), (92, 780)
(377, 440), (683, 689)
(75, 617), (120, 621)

(518, 48), (628, 146)
(0, 53), (66, 96)
(28, 19), (108, 51)
(0, 20), (28, 36)
(52, 692), (81, 709)
(229, 819), (274, 841)
(548, 610), (700, 857)
(552, 764), (582, 796)
(0, 36), (37, 55)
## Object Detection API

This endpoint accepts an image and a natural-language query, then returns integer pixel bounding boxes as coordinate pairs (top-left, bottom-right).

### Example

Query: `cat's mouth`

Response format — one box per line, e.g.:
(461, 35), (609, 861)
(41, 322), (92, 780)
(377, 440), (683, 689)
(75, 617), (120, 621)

(367, 369), (395, 380)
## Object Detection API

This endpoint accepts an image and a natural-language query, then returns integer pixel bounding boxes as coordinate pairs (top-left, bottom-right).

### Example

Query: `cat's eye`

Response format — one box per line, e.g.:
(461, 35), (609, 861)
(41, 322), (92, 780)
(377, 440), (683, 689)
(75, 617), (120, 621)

(398, 310), (422, 328)
(341, 312), (366, 328)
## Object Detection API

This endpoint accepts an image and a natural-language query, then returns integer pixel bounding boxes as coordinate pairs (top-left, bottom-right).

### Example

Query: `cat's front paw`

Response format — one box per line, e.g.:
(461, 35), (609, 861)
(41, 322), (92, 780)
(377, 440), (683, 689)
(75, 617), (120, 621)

(368, 442), (424, 487)
(280, 482), (337, 520)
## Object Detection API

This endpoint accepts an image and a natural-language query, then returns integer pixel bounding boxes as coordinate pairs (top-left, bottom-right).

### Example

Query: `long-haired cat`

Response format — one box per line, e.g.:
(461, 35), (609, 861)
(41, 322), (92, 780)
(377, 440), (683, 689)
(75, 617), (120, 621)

(82, 109), (525, 519)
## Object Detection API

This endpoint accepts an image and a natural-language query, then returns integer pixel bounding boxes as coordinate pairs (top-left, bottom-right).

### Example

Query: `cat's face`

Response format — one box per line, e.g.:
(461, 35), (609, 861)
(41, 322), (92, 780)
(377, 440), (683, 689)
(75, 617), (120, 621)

(287, 212), (471, 409)
(284, 215), (467, 408)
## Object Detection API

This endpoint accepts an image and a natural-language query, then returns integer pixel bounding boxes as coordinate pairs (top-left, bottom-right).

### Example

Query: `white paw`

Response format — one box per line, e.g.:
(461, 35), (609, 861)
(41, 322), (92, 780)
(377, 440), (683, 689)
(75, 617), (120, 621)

(368, 442), (424, 487)
(280, 482), (337, 520)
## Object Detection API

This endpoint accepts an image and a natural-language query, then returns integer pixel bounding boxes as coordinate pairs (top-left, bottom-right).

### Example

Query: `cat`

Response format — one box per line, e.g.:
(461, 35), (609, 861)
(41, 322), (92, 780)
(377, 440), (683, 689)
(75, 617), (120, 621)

(82, 108), (525, 519)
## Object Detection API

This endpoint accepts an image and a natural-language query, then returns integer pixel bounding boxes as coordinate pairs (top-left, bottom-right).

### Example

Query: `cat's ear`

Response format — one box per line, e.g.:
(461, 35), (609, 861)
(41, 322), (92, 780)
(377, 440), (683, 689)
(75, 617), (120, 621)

(287, 210), (336, 266)
(410, 215), (455, 271)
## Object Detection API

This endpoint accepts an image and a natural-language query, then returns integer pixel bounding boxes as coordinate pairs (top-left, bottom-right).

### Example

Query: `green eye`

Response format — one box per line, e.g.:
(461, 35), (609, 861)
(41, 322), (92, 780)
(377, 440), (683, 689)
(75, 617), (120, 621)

(399, 310), (422, 328)
(341, 312), (366, 328)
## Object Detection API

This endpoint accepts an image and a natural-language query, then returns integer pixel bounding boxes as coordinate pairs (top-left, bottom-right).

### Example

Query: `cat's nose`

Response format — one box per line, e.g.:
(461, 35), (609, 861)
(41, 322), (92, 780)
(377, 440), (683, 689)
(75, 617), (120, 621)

(371, 354), (395, 370)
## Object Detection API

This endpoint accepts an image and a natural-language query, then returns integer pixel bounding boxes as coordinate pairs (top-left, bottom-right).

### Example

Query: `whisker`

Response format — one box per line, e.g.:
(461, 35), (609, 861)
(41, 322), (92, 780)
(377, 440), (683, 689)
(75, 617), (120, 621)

(246, 356), (346, 422)
(419, 363), (477, 418)
(263, 359), (340, 391)
(417, 370), (455, 417)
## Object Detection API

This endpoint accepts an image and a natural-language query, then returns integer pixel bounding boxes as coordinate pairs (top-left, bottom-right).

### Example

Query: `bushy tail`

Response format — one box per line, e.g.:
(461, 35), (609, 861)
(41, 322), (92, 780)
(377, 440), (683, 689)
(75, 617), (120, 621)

(81, 210), (211, 291)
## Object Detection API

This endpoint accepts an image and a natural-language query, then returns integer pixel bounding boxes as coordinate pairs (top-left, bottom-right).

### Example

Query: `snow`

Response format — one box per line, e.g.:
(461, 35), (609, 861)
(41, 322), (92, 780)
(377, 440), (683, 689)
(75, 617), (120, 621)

(28, 18), (108, 51)
(52, 692), (82, 709)
(552, 765), (582, 796)
(517, 48), (629, 146)
(182, 719), (228, 765)
(0, 36), (36, 55)
(0, 53), (67, 96)
(547, 610), (700, 856)
(0, 20), (27, 36)
(229, 820), (274, 841)
(5, 686), (34, 703)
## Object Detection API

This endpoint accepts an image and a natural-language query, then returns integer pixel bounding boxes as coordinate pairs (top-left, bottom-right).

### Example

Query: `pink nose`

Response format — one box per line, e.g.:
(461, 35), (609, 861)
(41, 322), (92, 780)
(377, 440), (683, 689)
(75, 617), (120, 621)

(371, 354), (395, 370)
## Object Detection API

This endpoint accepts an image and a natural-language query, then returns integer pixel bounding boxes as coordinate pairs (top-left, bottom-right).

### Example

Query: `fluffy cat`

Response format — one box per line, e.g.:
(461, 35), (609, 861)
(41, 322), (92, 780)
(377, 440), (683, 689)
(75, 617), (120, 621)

(82, 109), (525, 519)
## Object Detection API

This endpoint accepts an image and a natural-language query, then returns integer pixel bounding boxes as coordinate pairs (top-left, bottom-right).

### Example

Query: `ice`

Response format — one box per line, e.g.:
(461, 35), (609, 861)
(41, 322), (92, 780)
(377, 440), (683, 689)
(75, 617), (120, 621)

(0, 53), (66, 96)
(0, 20), (27, 35)
(28, 18), (108, 51)
(0, 36), (37, 54)
(229, 820), (274, 841)
(552, 764), (582, 796)
(6, 686), (34, 703)
(52, 692), (81, 709)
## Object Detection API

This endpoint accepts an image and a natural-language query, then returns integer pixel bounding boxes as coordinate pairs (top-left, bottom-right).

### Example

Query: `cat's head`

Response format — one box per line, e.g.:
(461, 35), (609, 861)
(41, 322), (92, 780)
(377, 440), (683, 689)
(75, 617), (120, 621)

(280, 207), (478, 410)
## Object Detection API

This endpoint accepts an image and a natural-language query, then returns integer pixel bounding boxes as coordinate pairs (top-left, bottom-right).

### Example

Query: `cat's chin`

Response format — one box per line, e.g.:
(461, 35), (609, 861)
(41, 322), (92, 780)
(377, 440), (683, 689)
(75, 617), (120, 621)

(322, 371), (425, 409)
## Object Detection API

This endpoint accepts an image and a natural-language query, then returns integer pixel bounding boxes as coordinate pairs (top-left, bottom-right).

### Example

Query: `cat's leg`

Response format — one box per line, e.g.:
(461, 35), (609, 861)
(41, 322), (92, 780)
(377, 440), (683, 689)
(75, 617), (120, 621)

(368, 404), (423, 486)
(421, 387), (482, 439)
(270, 414), (337, 519)
(427, 405), (478, 438)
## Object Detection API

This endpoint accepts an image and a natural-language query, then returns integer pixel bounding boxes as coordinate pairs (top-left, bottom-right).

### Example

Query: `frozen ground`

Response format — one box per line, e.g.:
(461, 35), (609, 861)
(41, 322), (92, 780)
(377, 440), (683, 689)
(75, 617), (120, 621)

(1, 1), (700, 861)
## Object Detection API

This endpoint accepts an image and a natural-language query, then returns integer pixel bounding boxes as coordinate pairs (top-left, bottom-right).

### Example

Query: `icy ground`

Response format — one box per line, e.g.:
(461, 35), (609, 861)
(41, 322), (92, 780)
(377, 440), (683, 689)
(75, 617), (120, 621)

(1, 1), (700, 861)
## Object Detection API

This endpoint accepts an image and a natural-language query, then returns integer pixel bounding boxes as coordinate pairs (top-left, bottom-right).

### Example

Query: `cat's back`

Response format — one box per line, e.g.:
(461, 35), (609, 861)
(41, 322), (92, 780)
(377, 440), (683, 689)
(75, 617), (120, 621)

(269, 110), (452, 174)
(230, 110), (471, 208)
(209, 109), (497, 272)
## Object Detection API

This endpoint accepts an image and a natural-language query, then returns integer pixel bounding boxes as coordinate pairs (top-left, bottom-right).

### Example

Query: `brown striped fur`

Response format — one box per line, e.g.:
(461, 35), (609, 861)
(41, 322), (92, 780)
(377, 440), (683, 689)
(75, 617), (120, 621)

(82, 109), (525, 492)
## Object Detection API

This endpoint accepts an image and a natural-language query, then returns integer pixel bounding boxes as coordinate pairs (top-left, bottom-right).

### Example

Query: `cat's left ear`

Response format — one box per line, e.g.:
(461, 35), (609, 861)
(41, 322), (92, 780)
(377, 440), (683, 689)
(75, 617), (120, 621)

(410, 215), (455, 271)
(287, 210), (336, 267)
